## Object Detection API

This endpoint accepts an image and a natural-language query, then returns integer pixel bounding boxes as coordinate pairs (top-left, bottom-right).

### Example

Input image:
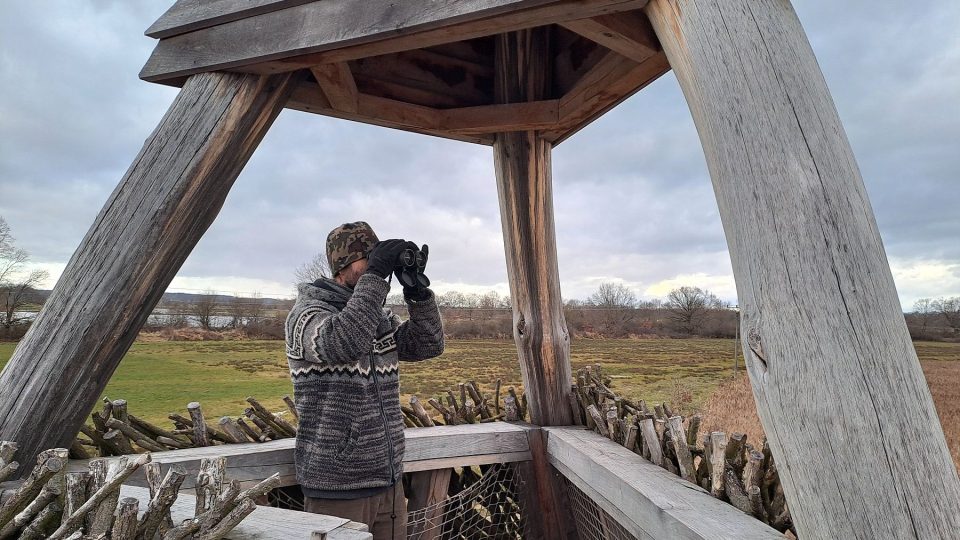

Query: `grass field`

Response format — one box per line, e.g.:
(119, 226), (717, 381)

(1, 338), (959, 449)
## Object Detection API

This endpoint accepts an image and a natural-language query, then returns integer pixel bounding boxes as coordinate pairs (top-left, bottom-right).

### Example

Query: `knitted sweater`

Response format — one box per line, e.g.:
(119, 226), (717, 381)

(285, 273), (444, 495)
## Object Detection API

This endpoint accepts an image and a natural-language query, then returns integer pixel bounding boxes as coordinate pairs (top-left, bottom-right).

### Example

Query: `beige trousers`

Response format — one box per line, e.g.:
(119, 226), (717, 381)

(305, 482), (407, 540)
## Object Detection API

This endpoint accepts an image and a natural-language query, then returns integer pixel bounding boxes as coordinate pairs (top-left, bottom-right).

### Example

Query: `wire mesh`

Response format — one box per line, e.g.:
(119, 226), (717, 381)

(407, 463), (527, 540)
(266, 484), (305, 511)
(564, 477), (635, 540)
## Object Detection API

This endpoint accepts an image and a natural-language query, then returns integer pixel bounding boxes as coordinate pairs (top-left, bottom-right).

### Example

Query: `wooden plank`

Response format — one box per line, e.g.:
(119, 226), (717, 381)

(644, 0), (960, 538)
(492, 29), (573, 427)
(552, 29), (607, 96)
(0, 71), (301, 474)
(286, 82), (494, 145)
(443, 100), (560, 134)
(146, 0), (317, 39)
(119, 485), (371, 539)
(542, 49), (669, 144)
(310, 63), (358, 113)
(66, 423), (533, 489)
(559, 9), (659, 64)
(545, 426), (782, 539)
(140, 0), (650, 82)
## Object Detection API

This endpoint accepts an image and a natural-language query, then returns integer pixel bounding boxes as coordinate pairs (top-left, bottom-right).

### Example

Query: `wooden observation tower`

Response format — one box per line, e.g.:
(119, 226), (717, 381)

(2, 1), (959, 538)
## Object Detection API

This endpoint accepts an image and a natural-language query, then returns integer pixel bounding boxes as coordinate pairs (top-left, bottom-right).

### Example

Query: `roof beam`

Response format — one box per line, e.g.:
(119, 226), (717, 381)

(310, 63), (359, 113)
(542, 49), (669, 144)
(559, 10), (659, 64)
(443, 100), (560, 135)
(141, 0), (650, 83)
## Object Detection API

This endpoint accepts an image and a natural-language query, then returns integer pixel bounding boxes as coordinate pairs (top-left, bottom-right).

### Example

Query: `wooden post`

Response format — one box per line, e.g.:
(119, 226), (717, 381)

(0, 70), (301, 472)
(492, 28), (572, 428)
(645, 1), (960, 537)
(492, 29), (574, 540)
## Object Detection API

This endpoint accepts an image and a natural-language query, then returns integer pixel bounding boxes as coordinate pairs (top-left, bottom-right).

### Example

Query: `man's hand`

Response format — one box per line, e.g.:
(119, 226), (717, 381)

(365, 239), (408, 278)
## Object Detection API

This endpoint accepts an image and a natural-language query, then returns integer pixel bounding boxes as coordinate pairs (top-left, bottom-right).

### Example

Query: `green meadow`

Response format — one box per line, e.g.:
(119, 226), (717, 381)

(1, 339), (958, 427)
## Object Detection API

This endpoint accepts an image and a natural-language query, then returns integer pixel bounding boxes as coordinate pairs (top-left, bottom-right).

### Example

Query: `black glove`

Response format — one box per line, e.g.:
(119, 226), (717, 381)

(365, 239), (408, 279)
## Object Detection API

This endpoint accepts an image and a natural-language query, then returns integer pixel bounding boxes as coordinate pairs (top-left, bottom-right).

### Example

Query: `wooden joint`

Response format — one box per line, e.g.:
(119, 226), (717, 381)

(443, 100), (560, 134)
(559, 9), (660, 64)
(309, 62), (358, 113)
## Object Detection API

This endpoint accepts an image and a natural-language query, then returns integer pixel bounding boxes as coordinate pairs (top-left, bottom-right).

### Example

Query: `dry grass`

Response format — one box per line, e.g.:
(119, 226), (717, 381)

(700, 344), (960, 471)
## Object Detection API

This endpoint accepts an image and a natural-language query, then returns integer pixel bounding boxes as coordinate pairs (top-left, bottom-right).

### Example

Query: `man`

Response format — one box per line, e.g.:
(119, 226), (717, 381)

(285, 221), (444, 539)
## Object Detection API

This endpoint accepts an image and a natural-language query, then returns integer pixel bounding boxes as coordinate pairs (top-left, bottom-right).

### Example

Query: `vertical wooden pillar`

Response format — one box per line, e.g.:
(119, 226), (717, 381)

(493, 28), (574, 540)
(0, 71), (300, 471)
(493, 28), (573, 428)
(645, 1), (960, 538)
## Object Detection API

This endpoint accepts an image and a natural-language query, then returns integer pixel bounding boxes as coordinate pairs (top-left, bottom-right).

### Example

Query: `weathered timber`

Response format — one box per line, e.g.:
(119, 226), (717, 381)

(140, 0), (650, 82)
(310, 63), (358, 113)
(110, 497), (138, 540)
(48, 453), (151, 540)
(0, 70), (301, 472)
(195, 457), (225, 515)
(493, 28), (573, 427)
(138, 466), (187, 539)
(666, 416), (695, 483)
(559, 9), (658, 63)
(0, 454), (63, 527)
(407, 469), (452, 540)
(19, 501), (61, 540)
(187, 403), (211, 448)
(67, 422), (532, 490)
(119, 485), (370, 539)
(0, 483), (61, 539)
(545, 427), (781, 539)
(541, 48), (669, 143)
(147, 0), (316, 38)
(645, 0), (960, 536)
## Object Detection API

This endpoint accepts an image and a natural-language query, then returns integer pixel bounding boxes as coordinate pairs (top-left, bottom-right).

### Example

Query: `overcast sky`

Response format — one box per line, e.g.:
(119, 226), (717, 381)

(1, 1), (958, 308)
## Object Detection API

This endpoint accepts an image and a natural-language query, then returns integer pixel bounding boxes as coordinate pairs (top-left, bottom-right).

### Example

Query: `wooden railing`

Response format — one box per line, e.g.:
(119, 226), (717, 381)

(62, 422), (783, 539)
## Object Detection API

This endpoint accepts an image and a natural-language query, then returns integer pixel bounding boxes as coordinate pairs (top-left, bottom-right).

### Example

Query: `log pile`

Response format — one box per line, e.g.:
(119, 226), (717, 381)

(75, 382), (527, 454)
(74, 397), (299, 457)
(568, 364), (795, 536)
(0, 442), (278, 539)
(402, 380), (528, 427)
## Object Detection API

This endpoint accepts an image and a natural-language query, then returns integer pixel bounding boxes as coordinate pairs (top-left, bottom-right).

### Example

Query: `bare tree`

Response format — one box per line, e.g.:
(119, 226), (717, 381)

(934, 296), (960, 334)
(911, 298), (937, 339)
(665, 286), (721, 335)
(294, 252), (330, 284)
(0, 217), (49, 334)
(587, 282), (637, 308)
(191, 289), (219, 330)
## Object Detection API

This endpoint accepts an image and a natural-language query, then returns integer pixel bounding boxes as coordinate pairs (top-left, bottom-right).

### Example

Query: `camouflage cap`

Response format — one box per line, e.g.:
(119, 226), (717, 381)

(326, 221), (379, 276)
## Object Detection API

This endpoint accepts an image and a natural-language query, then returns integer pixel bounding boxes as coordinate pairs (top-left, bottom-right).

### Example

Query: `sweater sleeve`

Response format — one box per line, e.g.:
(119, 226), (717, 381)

(395, 289), (445, 361)
(294, 274), (390, 365)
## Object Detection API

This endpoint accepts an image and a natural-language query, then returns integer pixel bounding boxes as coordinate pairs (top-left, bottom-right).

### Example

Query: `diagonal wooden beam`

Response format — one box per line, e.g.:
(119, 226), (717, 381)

(310, 63), (359, 113)
(0, 71), (302, 473)
(559, 10), (659, 64)
(542, 49), (669, 144)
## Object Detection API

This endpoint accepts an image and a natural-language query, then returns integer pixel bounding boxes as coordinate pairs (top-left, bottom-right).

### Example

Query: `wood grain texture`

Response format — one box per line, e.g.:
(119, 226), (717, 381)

(542, 48), (669, 144)
(139, 0), (650, 82)
(546, 426), (782, 539)
(118, 485), (371, 539)
(65, 423), (533, 490)
(493, 29), (573, 428)
(645, 1), (960, 537)
(310, 63), (359, 113)
(145, 0), (316, 39)
(0, 71), (300, 476)
(560, 9), (658, 63)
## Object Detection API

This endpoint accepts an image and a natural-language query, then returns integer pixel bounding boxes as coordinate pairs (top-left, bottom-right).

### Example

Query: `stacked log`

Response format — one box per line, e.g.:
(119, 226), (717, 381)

(74, 396), (300, 457)
(404, 379), (527, 427)
(569, 364), (795, 535)
(0, 442), (276, 539)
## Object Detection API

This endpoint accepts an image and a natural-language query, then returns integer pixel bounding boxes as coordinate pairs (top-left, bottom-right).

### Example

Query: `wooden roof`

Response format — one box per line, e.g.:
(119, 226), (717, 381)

(141, 0), (670, 144)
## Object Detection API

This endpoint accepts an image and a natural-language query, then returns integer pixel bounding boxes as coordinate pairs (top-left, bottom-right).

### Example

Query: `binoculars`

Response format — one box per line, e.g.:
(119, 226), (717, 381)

(397, 244), (430, 288)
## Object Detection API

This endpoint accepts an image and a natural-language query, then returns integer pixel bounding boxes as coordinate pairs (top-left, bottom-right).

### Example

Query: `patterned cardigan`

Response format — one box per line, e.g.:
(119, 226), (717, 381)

(285, 273), (444, 496)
